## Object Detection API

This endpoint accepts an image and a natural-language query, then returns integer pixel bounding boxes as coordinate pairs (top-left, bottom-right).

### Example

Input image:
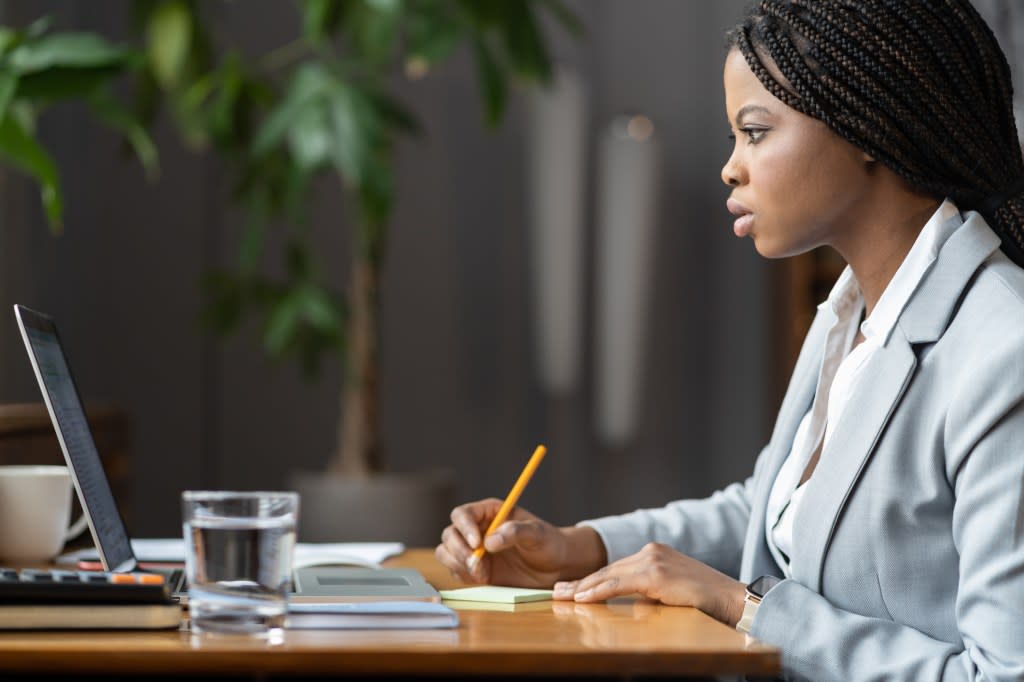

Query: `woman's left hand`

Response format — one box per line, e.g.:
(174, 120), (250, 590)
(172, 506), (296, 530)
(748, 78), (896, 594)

(551, 542), (747, 627)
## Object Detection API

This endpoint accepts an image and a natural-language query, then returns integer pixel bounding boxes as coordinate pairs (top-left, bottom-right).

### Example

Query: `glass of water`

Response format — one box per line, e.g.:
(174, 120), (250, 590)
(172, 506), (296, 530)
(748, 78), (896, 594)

(182, 491), (298, 635)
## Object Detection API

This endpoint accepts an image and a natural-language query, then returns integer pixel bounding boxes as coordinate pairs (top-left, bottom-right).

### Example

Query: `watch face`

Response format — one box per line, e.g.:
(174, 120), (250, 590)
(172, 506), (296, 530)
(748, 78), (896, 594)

(748, 575), (781, 599)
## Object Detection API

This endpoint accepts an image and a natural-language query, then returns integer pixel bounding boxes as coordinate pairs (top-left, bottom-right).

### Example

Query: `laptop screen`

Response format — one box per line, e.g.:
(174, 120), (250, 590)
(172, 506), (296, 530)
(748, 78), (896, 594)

(14, 305), (136, 572)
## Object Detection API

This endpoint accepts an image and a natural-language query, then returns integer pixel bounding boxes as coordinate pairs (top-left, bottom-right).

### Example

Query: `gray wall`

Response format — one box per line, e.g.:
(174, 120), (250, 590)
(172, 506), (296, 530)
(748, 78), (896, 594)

(0, 0), (768, 536)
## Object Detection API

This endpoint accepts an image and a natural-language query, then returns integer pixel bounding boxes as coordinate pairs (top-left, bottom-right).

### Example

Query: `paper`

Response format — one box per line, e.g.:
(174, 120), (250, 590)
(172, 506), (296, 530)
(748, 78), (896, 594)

(285, 601), (458, 629)
(439, 586), (553, 604)
(293, 543), (406, 569)
(442, 599), (552, 613)
(57, 539), (405, 568)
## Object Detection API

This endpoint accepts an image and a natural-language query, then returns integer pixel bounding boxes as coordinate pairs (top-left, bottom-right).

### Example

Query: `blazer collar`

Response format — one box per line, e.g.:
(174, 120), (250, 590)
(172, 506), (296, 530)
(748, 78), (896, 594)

(789, 212), (1001, 591)
(897, 211), (1001, 344)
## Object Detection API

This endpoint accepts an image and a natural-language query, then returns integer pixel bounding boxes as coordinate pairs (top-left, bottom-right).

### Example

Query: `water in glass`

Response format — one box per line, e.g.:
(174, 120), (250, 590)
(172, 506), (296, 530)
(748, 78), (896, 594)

(183, 492), (297, 635)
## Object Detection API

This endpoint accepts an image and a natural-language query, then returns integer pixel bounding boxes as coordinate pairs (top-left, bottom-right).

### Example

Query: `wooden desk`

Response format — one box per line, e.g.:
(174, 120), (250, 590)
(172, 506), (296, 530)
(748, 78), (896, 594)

(0, 549), (779, 679)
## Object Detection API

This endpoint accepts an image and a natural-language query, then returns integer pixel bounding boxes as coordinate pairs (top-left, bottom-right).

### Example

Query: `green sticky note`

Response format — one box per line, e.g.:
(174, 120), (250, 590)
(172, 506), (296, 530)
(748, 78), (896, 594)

(439, 586), (554, 604)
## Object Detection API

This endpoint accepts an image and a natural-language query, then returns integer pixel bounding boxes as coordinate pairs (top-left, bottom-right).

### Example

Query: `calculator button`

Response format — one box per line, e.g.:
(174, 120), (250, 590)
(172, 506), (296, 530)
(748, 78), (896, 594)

(137, 574), (165, 585)
(0, 570), (18, 581)
(24, 571), (53, 581)
(110, 574), (136, 584)
(84, 573), (109, 583)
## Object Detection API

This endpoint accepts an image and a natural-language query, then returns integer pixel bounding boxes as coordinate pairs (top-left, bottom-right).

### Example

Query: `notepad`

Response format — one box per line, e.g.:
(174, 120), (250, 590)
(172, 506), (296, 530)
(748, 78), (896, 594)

(286, 601), (458, 629)
(439, 586), (553, 604)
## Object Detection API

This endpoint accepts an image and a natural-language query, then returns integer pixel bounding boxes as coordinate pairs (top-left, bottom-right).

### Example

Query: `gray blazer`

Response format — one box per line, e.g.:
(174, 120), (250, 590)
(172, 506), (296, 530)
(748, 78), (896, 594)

(584, 212), (1024, 681)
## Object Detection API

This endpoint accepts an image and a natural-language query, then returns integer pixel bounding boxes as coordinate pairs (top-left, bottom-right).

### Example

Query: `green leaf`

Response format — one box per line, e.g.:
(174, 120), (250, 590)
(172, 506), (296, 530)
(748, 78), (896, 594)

(405, 11), (463, 64)
(0, 113), (62, 231)
(345, 0), (400, 64)
(366, 0), (400, 12)
(252, 61), (330, 156)
(0, 28), (20, 55)
(8, 100), (35, 134)
(15, 65), (120, 102)
(500, 1), (552, 82)
(0, 71), (17, 122)
(8, 33), (134, 74)
(326, 83), (372, 183)
(264, 293), (302, 355)
(456, 0), (502, 29)
(287, 103), (332, 170)
(298, 284), (341, 332)
(206, 55), (244, 145)
(368, 90), (419, 135)
(88, 89), (160, 179)
(24, 17), (53, 41)
(146, 0), (192, 89)
(301, 0), (345, 44)
(472, 38), (505, 127)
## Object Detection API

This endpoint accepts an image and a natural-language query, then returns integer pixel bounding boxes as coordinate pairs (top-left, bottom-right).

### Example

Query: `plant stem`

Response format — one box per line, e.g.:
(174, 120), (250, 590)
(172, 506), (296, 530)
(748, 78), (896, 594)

(330, 256), (382, 476)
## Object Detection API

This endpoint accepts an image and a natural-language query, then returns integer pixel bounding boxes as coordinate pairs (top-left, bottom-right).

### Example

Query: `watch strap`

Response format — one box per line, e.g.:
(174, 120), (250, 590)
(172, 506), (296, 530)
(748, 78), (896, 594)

(736, 596), (760, 634)
(736, 575), (781, 634)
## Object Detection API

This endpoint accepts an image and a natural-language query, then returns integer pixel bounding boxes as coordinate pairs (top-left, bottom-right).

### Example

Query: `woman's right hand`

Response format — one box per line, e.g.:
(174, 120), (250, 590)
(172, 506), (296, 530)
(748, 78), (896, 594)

(435, 498), (606, 587)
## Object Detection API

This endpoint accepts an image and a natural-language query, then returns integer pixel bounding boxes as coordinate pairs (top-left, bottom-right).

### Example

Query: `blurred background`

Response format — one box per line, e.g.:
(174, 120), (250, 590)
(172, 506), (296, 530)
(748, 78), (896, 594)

(0, 0), (1020, 540)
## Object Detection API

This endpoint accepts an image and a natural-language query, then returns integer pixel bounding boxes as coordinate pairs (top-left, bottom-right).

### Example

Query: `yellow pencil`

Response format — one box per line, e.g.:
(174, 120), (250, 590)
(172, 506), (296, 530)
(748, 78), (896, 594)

(467, 444), (548, 572)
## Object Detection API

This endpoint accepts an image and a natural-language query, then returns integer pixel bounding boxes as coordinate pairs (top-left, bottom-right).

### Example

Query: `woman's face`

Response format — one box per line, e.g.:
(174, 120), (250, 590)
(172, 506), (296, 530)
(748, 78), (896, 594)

(721, 49), (874, 258)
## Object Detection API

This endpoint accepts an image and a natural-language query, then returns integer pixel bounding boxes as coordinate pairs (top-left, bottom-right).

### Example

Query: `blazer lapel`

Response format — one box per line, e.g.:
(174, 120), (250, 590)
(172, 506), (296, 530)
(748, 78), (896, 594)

(790, 333), (916, 592)
(740, 307), (832, 581)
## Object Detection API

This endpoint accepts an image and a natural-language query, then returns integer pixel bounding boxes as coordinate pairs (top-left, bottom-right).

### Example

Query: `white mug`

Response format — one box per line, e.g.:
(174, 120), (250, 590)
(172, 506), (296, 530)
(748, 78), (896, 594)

(0, 465), (89, 562)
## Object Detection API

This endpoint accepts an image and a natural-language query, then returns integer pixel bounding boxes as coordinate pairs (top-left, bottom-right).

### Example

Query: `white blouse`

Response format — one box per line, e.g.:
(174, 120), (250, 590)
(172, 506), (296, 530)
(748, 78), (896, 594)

(765, 199), (963, 576)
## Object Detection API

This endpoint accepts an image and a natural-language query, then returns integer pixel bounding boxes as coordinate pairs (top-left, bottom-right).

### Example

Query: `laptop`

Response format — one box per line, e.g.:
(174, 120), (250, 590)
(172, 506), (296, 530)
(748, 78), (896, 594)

(14, 305), (439, 603)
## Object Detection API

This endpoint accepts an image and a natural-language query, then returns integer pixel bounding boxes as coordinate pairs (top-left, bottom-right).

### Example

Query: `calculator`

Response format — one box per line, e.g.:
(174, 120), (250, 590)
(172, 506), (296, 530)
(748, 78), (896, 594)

(0, 569), (174, 604)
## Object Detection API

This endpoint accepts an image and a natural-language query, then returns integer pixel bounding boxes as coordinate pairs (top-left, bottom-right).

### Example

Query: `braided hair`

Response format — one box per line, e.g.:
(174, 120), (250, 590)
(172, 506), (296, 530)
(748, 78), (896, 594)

(728, 0), (1024, 267)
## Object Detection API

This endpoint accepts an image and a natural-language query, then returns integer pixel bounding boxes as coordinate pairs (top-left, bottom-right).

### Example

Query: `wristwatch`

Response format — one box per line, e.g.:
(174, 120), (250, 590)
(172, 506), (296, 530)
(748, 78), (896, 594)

(736, 575), (781, 634)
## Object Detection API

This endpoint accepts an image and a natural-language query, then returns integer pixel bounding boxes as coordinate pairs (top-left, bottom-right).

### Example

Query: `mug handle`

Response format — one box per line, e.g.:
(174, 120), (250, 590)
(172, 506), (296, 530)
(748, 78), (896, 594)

(64, 514), (89, 542)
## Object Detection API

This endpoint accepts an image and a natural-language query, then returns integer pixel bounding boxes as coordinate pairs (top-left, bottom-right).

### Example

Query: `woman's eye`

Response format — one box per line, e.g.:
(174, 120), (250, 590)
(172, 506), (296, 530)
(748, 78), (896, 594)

(741, 127), (767, 143)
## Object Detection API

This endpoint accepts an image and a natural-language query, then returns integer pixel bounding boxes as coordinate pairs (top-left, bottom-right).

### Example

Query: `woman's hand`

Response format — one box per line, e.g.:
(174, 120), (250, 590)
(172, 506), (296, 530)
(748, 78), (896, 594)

(435, 498), (606, 587)
(552, 542), (747, 627)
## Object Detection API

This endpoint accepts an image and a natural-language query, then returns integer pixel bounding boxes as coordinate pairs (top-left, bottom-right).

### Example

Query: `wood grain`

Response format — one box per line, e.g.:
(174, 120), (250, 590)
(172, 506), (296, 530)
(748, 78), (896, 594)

(0, 549), (779, 677)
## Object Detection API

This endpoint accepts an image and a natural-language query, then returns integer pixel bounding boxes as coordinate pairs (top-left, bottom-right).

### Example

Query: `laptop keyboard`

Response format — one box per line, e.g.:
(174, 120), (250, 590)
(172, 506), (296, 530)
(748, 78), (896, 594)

(147, 567), (187, 595)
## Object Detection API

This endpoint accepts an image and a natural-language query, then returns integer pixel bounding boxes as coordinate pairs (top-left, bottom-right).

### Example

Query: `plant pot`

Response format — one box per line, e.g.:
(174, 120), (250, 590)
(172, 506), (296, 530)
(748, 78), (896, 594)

(288, 470), (455, 547)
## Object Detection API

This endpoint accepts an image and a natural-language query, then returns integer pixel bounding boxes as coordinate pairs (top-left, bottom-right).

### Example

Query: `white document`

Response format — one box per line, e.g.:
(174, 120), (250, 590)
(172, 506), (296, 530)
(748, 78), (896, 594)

(57, 539), (405, 568)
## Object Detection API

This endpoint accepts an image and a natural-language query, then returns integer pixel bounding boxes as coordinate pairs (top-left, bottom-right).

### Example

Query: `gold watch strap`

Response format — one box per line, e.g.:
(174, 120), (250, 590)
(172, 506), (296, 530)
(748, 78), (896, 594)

(736, 594), (760, 634)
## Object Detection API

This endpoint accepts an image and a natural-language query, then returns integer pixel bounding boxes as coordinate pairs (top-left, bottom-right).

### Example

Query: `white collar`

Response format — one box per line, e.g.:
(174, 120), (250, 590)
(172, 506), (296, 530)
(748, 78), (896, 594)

(818, 198), (963, 346)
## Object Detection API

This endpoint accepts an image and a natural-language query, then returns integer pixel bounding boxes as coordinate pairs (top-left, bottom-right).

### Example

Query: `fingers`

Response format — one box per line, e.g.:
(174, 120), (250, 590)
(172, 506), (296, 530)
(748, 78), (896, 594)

(554, 554), (646, 603)
(434, 542), (469, 581)
(449, 498), (503, 550)
(484, 517), (548, 553)
(439, 524), (473, 566)
(571, 571), (631, 602)
(552, 579), (579, 600)
(434, 539), (486, 584)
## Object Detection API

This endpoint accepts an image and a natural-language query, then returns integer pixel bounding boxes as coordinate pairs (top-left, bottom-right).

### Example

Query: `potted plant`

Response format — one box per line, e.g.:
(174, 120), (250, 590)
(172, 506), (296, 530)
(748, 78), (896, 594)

(135, 0), (580, 543)
(0, 16), (155, 233)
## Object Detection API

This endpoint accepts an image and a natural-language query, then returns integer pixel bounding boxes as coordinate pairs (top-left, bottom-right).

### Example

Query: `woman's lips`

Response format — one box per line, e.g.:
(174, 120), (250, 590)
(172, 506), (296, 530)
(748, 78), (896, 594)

(726, 198), (753, 238)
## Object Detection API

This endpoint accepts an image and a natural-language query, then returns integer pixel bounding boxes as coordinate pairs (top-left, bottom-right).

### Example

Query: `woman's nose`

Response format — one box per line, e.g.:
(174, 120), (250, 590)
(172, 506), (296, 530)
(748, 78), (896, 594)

(721, 153), (743, 187)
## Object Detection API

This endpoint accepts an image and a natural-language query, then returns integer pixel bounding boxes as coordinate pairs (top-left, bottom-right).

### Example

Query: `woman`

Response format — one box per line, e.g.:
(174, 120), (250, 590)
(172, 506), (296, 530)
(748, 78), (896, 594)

(436, 1), (1024, 679)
